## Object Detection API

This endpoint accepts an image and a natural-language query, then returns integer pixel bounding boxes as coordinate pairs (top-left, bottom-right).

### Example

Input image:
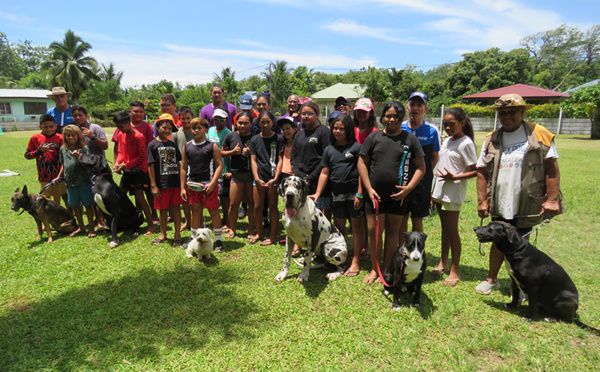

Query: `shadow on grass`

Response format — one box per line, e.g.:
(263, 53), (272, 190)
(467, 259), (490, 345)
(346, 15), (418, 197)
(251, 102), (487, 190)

(0, 265), (262, 370)
(380, 290), (437, 319)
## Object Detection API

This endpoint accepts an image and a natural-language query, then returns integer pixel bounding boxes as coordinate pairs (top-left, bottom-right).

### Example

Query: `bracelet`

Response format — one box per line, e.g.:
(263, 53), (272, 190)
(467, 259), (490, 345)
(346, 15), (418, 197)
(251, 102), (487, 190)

(91, 135), (97, 140)
(356, 193), (363, 199)
(478, 200), (488, 206)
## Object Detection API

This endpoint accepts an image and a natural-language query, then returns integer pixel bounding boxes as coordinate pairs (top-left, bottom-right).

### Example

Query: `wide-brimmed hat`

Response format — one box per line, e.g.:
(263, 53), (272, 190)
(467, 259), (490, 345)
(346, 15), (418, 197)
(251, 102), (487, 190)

(155, 113), (179, 132)
(490, 93), (534, 111)
(47, 86), (72, 98)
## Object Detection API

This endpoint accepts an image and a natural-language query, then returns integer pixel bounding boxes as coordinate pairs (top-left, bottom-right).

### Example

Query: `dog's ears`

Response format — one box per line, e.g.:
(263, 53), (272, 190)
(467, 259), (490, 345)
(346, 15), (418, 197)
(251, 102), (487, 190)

(301, 179), (309, 200)
(15, 187), (20, 193)
(419, 232), (428, 241)
(403, 231), (410, 240)
(505, 226), (521, 245)
(22, 185), (27, 194)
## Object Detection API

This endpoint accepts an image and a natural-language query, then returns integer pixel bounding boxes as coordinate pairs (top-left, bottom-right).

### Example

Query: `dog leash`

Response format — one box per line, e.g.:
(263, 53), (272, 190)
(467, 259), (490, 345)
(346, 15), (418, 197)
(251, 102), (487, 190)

(39, 177), (64, 194)
(373, 199), (405, 288)
(478, 218), (486, 256)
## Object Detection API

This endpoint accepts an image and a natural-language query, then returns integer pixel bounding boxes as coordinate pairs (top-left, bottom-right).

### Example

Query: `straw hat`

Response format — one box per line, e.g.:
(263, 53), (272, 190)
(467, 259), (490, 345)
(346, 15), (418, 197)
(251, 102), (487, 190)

(47, 86), (72, 98)
(490, 93), (534, 111)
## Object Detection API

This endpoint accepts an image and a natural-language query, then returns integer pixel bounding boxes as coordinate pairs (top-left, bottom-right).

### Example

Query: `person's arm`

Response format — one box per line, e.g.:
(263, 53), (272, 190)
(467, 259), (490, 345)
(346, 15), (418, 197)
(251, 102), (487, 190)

(541, 157), (560, 215)
(392, 157), (425, 204)
(267, 153), (284, 188)
(435, 164), (477, 180)
(180, 147), (188, 201)
(87, 127), (109, 150)
(431, 151), (439, 170)
(357, 155), (379, 206)
(25, 137), (42, 159)
(310, 167), (330, 201)
(205, 143), (222, 194)
(148, 162), (160, 199)
(250, 154), (264, 187)
(476, 167), (489, 218)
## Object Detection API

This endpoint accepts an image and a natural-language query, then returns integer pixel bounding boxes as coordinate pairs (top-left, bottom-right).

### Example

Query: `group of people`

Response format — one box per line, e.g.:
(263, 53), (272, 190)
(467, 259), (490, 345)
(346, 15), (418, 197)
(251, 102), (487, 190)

(27, 85), (562, 294)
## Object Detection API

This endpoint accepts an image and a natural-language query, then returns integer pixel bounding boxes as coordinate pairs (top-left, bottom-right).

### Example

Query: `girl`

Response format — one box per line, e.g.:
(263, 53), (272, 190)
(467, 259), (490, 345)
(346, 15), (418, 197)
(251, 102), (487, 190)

(353, 97), (378, 144)
(278, 116), (297, 183)
(312, 114), (365, 277)
(248, 111), (284, 245)
(357, 101), (425, 285)
(222, 111), (256, 239)
(53, 124), (95, 238)
(431, 107), (477, 286)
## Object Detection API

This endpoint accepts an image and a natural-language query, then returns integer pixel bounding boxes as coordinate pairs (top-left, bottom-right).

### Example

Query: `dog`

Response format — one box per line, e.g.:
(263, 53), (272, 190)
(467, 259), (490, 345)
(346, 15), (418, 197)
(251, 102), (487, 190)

(11, 185), (77, 243)
(186, 228), (214, 261)
(78, 153), (144, 248)
(382, 232), (427, 309)
(275, 176), (347, 282)
(474, 221), (579, 322)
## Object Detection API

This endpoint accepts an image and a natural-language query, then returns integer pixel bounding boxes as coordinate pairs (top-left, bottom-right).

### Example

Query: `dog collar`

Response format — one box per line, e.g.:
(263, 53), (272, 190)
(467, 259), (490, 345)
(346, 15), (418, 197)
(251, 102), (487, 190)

(95, 172), (111, 177)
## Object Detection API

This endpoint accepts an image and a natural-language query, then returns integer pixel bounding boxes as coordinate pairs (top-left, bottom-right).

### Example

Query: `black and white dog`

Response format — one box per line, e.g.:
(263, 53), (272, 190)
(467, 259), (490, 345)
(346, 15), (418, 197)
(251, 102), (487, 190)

(78, 153), (145, 248)
(275, 176), (347, 282)
(383, 231), (427, 309)
(474, 221), (579, 322)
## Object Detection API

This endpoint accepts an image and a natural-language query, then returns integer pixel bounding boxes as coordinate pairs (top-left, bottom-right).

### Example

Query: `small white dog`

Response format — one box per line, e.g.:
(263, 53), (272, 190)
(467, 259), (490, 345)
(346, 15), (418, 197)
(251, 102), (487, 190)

(186, 228), (214, 261)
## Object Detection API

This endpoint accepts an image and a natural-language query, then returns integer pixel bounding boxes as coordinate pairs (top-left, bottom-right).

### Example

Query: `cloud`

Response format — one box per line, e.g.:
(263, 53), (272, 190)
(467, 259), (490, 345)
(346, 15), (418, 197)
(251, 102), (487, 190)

(0, 11), (33, 24)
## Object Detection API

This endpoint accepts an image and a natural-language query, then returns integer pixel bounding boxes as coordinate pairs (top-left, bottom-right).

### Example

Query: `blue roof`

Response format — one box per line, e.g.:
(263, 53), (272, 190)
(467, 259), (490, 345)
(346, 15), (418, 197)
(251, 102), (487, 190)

(563, 79), (600, 94)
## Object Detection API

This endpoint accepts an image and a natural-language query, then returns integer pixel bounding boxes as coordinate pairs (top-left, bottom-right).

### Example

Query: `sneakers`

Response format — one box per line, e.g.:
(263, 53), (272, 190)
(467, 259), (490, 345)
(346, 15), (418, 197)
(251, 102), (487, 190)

(475, 280), (500, 295)
(214, 240), (225, 253)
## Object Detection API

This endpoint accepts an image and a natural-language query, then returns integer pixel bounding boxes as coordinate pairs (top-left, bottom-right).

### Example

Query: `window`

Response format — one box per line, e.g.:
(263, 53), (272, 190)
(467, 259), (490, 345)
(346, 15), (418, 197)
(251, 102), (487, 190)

(24, 102), (48, 115)
(0, 102), (12, 115)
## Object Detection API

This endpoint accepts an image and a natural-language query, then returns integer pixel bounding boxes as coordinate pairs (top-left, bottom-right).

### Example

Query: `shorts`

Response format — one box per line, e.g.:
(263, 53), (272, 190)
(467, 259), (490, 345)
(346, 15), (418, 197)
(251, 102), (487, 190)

(404, 186), (431, 218)
(332, 199), (365, 220)
(154, 187), (183, 210)
(40, 180), (67, 200)
(120, 171), (150, 194)
(433, 198), (461, 212)
(232, 172), (253, 184)
(491, 217), (532, 235)
(364, 197), (409, 216)
(315, 196), (331, 210)
(67, 184), (94, 207)
(188, 184), (219, 211)
(219, 174), (231, 197)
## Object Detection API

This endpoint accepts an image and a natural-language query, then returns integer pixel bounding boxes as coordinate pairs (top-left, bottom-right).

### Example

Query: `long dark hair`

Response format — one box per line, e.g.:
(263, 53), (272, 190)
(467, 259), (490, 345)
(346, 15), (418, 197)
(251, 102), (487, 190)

(380, 100), (405, 124)
(329, 114), (356, 145)
(445, 107), (474, 141)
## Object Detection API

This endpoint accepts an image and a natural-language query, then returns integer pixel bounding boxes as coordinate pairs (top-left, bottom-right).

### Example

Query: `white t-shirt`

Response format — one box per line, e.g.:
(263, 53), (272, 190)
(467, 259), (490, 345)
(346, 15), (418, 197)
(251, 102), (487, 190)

(432, 135), (477, 204)
(476, 125), (558, 219)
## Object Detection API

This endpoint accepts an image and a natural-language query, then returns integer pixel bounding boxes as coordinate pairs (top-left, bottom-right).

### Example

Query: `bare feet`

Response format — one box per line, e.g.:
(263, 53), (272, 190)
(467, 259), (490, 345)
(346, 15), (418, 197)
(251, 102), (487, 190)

(69, 228), (86, 237)
(179, 223), (190, 232)
(144, 225), (156, 236)
(364, 270), (378, 284)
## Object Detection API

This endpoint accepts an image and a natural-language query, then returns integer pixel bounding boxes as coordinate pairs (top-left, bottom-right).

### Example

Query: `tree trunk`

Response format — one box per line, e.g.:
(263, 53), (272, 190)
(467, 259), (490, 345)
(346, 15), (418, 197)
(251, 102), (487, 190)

(592, 103), (600, 139)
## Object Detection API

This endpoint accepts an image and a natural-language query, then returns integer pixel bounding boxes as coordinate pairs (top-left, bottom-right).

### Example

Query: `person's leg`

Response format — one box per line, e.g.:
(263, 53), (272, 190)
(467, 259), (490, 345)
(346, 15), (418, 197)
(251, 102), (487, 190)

(411, 216), (424, 232)
(157, 208), (168, 242)
(85, 205), (95, 237)
(266, 187), (279, 244)
(364, 213), (382, 284)
(347, 216), (364, 276)
(146, 189), (158, 222)
(191, 202), (203, 230)
(252, 184), (266, 242)
(180, 200), (191, 231)
(134, 189), (154, 235)
(170, 204), (181, 243)
(398, 214), (409, 247)
(221, 195), (230, 231)
(434, 204), (451, 273)
(243, 182), (255, 237)
(383, 214), (403, 272)
(227, 181), (243, 237)
(70, 206), (86, 236)
(442, 210), (462, 285)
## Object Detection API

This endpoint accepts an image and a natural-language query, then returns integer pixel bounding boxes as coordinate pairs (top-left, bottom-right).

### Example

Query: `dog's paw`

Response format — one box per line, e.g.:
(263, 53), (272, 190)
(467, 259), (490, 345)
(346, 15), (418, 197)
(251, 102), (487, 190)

(522, 316), (534, 322)
(297, 272), (310, 282)
(544, 317), (558, 323)
(133, 232), (139, 238)
(275, 270), (288, 282)
(326, 271), (342, 281)
(392, 304), (401, 311)
(109, 241), (118, 248)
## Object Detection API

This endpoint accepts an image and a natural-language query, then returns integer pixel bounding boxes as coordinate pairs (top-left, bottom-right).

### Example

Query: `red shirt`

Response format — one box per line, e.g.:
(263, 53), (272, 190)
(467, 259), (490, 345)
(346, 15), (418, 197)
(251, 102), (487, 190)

(113, 121), (154, 146)
(116, 130), (148, 173)
(25, 132), (63, 182)
(355, 126), (377, 144)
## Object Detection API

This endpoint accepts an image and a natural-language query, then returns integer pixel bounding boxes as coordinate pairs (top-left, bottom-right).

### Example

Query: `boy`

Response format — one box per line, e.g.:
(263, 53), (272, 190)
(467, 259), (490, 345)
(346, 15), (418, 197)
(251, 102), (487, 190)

(113, 111), (155, 235)
(147, 114), (183, 246)
(25, 114), (69, 209)
(208, 107), (232, 232)
(180, 118), (225, 252)
(171, 106), (195, 231)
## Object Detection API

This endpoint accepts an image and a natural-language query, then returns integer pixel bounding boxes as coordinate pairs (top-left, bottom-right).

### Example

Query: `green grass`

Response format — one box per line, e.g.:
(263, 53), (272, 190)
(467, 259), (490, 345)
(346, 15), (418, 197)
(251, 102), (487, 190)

(1, 130), (599, 371)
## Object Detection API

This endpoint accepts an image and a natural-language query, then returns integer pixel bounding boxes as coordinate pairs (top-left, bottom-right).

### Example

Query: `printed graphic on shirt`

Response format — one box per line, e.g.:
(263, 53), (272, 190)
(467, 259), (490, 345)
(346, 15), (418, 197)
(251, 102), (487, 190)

(157, 146), (179, 176)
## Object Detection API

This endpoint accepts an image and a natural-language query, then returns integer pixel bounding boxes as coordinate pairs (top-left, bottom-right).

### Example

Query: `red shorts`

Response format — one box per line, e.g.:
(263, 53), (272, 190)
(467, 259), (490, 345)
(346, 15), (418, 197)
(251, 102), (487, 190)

(154, 187), (184, 210)
(188, 184), (219, 211)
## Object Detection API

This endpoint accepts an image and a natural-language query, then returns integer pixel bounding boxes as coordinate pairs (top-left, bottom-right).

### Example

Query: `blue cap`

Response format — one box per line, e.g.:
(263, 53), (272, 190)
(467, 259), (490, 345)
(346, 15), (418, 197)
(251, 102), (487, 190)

(239, 94), (253, 110)
(408, 91), (428, 105)
(328, 110), (343, 121)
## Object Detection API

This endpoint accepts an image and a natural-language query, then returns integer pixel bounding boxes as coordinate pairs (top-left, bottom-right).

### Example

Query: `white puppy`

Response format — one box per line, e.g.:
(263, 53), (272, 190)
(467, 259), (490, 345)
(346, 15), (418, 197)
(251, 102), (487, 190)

(186, 228), (213, 261)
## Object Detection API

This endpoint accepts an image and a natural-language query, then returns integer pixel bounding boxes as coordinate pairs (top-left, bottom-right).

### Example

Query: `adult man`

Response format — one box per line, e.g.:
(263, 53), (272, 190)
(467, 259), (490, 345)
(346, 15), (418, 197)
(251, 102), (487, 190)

(400, 92), (440, 242)
(475, 93), (563, 295)
(280, 94), (301, 123)
(153, 94), (182, 137)
(46, 86), (74, 133)
(200, 84), (238, 130)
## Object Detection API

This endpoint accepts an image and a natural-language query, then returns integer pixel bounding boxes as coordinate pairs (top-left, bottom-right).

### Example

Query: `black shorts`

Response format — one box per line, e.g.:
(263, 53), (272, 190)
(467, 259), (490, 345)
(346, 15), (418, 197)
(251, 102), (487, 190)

(364, 197), (409, 216)
(120, 171), (150, 194)
(491, 217), (532, 235)
(219, 174), (231, 197)
(332, 199), (365, 220)
(404, 185), (431, 218)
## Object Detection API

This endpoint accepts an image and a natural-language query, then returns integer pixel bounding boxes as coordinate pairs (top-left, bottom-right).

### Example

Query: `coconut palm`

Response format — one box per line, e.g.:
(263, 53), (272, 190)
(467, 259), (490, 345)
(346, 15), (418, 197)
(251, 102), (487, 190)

(42, 29), (98, 102)
(99, 63), (124, 86)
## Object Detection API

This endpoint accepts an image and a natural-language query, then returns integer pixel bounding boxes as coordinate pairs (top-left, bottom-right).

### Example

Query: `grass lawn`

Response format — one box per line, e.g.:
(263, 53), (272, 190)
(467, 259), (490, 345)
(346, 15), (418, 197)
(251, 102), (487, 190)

(1, 129), (599, 371)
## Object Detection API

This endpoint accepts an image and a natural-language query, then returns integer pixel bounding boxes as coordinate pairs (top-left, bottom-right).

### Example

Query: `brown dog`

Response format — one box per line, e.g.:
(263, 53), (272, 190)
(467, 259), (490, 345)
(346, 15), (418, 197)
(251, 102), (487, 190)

(11, 185), (77, 243)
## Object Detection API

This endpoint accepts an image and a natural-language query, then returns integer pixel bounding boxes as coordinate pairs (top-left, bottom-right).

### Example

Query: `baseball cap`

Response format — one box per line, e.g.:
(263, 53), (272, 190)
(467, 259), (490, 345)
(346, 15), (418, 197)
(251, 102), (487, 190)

(335, 96), (350, 107)
(239, 94), (253, 110)
(156, 113), (178, 132)
(213, 108), (228, 119)
(353, 97), (373, 112)
(328, 110), (343, 121)
(408, 91), (428, 105)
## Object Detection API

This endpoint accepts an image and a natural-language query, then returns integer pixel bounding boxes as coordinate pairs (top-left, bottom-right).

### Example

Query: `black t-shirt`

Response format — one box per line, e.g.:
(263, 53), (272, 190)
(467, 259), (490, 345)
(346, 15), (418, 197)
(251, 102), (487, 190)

(291, 124), (330, 192)
(223, 131), (255, 173)
(360, 130), (424, 201)
(147, 138), (182, 189)
(248, 133), (284, 182)
(321, 142), (362, 195)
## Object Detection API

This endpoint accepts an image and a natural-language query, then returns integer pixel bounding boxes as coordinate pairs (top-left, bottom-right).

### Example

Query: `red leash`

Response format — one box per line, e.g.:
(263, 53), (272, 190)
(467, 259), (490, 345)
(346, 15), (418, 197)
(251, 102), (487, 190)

(373, 199), (404, 288)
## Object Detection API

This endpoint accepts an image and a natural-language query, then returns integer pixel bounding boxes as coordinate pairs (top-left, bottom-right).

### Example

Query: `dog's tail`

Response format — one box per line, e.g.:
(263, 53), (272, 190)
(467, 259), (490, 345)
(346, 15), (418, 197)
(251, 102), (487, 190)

(574, 318), (600, 336)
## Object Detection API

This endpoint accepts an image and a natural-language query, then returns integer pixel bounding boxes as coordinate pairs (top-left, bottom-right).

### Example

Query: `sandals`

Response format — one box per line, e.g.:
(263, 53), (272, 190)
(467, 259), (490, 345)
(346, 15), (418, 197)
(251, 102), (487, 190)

(225, 231), (236, 239)
(260, 238), (274, 246)
(172, 239), (182, 247)
(344, 269), (360, 277)
(364, 273), (378, 285)
(248, 235), (261, 244)
(432, 267), (449, 276)
(151, 238), (164, 245)
(443, 277), (461, 287)
(291, 247), (303, 258)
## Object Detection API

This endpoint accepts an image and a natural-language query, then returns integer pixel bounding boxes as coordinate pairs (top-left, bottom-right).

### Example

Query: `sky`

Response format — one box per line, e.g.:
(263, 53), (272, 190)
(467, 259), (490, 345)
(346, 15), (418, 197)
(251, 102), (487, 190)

(1, 0), (599, 88)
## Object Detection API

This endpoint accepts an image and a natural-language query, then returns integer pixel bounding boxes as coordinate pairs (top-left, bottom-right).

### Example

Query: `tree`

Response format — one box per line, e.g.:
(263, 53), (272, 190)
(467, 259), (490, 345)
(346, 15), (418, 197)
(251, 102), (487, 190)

(292, 65), (316, 96)
(263, 60), (292, 110)
(360, 66), (388, 102)
(42, 29), (99, 102)
(567, 84), (600, 139)
(214, 67), (241, 104)
(0, 32), (25, 81)
(99, 63), (124, 85)
(580, 25), (600, 82)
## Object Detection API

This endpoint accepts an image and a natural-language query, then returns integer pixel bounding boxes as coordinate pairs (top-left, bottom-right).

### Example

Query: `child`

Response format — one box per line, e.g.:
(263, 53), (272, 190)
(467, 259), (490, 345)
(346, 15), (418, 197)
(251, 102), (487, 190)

(278, 116), (297, 183)
(53, 124), (95, 237)
(180, 118), (225, 252)
(431, 107), (477, 286)
(147, 114), (183, 246)
(25, 114), (68, 209)
(208, 107), (232, 233)
(221, 111), (256, 239)
(357, 101), (425, 285)
(248, 111), (284, 245)
(113, 111), (155, 235)
(311, 114), (365, 277)
(172, 106), (195, 231)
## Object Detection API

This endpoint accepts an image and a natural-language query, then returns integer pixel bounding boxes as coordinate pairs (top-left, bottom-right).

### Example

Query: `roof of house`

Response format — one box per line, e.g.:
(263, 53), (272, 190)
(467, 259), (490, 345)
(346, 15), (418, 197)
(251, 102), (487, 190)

(311, 83), (365, 100)
(563, 79), (600, 94)
(462, 83), (570, 100)
(0, 89), (53, 99)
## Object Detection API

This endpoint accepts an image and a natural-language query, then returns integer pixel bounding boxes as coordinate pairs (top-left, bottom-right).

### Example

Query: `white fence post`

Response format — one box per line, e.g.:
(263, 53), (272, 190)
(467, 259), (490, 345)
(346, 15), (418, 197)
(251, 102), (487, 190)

(558, 107), (564, 134)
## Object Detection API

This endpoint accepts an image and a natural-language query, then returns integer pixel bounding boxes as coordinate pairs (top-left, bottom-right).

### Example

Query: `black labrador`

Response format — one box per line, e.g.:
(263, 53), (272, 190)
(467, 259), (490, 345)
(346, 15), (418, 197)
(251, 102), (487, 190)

(474, 221), (578, 322)
(78, 153), (144, 248)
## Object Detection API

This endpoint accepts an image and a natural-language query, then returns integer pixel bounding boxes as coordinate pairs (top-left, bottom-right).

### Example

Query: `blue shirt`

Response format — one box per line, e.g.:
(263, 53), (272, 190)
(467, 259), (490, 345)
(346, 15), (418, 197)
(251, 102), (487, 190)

(401, 120), (441, 186)
(47, 105), (74, 128)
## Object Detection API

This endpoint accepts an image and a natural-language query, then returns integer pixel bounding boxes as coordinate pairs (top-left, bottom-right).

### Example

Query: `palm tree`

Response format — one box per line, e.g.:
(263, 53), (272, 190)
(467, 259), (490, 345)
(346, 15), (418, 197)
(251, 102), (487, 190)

(99, 63), (124, 85)
(42, 29), (98, 102)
